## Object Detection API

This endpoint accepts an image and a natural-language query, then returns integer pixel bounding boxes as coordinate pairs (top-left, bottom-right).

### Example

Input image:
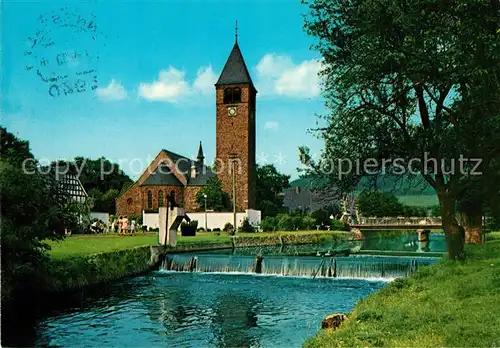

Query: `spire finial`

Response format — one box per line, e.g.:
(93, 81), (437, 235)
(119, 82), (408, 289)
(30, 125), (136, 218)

(197, 141), (205, 165)
(235, 20), (238, 42)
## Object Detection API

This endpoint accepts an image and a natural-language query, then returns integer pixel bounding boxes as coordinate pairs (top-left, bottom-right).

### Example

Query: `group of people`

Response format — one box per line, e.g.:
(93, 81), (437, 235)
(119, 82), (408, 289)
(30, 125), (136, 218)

(111, 216), (138, 235)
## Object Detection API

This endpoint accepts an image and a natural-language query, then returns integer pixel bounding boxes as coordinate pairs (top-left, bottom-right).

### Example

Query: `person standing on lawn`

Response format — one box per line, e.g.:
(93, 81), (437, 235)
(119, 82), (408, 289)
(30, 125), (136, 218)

(122, 217), (129, 235)
(118, 216), (123, 234)
(130, 219), (136, 234)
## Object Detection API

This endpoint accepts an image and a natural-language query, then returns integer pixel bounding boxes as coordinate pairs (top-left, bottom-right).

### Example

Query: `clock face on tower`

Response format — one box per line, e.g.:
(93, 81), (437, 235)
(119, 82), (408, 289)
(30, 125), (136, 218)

(228, 106), (237, 117)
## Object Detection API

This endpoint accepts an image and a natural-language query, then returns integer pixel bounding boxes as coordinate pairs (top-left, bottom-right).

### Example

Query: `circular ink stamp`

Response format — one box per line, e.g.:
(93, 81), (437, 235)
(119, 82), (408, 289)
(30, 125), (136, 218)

(25, 7), (105, 98)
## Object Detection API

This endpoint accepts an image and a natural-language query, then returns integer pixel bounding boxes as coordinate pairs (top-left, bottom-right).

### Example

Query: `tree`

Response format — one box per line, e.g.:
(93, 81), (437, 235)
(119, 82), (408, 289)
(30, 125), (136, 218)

(52, 157), (132, 214)
(357, 191), (403, 217)
(0, 126), (34, 168)
(73, 156), (132, 193)
(256, 164), (291, 217)
(0, 129), (81, 305)
(301, 0), (500, 259)
(196, 177), (231, 211)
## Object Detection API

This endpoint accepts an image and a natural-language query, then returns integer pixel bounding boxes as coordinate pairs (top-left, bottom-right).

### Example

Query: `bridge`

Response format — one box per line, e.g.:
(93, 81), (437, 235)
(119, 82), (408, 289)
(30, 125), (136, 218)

(351, 217), (442, 229)
(349, 217), (443, 241)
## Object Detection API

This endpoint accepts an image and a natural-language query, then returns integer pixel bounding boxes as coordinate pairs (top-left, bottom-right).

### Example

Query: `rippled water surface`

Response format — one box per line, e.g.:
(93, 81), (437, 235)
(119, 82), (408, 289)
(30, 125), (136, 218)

(36, 272), (386, 347)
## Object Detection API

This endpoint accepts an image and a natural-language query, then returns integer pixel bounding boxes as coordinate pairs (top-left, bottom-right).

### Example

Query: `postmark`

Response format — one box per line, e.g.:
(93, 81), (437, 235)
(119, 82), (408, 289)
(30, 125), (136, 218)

(25, 7), (104, 98)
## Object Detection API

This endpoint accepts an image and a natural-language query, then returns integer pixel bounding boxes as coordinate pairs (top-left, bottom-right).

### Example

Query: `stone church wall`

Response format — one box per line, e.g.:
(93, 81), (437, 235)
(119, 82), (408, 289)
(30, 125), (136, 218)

(184, 186), (202, 212)
(116, 184), (142, 217)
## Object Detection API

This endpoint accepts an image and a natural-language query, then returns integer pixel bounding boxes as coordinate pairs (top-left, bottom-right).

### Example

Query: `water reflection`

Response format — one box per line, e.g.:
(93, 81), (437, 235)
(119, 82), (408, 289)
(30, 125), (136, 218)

(361, 232), (446, 252)
(35, 273), (387, 347)
(211, 293), (259, 347)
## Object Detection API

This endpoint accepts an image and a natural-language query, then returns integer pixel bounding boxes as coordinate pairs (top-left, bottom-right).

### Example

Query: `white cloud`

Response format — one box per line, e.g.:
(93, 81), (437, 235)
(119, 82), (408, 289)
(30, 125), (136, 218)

(264, 121), (279, 130)
(255, 54), (323, 98)
(138, 65), (217, 102)
(138, 67), (189, 102)
(256, 54), (294, 78)
(193, 65), (217, 94)
(96, 79), (127, 101)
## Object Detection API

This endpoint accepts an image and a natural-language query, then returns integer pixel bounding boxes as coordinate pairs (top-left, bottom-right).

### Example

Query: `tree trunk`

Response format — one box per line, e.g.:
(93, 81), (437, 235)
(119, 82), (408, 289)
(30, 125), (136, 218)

(463, 212), (483, 245)
(438, 191), (465, 260)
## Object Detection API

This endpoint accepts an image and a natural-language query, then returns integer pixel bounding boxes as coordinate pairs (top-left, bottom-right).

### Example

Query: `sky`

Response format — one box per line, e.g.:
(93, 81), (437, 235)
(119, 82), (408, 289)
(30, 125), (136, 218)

(1, 0), (327, 180)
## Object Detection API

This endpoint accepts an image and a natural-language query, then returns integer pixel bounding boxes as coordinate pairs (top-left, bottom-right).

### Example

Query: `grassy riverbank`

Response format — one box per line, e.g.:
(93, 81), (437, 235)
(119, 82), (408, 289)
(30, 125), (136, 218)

(48, 230), (344, 260)
(42, 230), (346, 294)
(305, 232), (500, 347)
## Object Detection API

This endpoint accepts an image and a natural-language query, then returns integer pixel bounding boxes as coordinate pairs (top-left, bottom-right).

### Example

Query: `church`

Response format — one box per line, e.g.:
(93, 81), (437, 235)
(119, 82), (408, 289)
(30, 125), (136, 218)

(116, 37), (257, 217)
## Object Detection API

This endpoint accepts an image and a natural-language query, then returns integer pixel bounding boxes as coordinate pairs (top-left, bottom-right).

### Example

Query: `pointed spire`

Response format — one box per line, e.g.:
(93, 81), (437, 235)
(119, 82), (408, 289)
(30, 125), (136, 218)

(197, 141), (204, 164)
(215, 38), (255, 88)
(235, 20), (238, 42)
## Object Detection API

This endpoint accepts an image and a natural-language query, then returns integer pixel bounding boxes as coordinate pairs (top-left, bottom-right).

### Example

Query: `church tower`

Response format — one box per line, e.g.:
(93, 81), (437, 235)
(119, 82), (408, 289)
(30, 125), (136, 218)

(215, 34), (256, 211)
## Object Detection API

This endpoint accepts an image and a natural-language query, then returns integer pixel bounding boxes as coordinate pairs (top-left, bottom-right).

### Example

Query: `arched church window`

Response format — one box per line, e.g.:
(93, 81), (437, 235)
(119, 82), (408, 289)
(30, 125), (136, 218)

(223, 87), (242, 104)
(147, 190), (153, 209)
(224, 88), (233, 104)
(158, 190), (164, 207)
(233, 87), (241, 103)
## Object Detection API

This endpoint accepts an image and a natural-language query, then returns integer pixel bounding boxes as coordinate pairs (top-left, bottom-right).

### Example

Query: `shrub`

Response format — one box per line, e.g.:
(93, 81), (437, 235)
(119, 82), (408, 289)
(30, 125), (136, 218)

(330, 219), (350, 231)
(402, 205), (428, 217)
(239, 217), (254, 232)
(212, 227), (221, 232)
(223, 222), (233, 233)
(278, 214), (295, 230)
(181, 220), (197, 236)
(302, 216), (317, 230)
(197, 227), (205, 232)
(260, 216), (278, 231)
(311, 204), (341, 225)
(148, 227), (159, 232)
(206, 228), (211, 232)
(293, 215), (305, 230)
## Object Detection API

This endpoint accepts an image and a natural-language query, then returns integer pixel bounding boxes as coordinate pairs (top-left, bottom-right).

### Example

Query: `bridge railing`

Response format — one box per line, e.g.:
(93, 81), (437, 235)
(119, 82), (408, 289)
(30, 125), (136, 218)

(356, 217), (442, 226)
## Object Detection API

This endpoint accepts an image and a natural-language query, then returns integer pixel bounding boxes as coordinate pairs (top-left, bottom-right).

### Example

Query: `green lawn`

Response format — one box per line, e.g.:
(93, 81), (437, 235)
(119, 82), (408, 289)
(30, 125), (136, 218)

(47, 230), (341, 260)
(305, 232), (500, 347)
(47, 233), (230, 260)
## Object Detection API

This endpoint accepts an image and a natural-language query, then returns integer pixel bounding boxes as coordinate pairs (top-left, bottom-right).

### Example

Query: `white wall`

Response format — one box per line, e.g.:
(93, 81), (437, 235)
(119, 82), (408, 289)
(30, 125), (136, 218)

(141, 209), (262, 230)
(143, 212), (160, 229)
(188, 212), (244, 230)
(182, 209), (261, 230)
(90, 212), (109, 225)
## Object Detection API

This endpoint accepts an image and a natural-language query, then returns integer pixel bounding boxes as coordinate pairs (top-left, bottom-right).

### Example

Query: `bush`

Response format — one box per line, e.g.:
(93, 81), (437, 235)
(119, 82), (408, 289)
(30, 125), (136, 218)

(239, 217), (254, 232)
(212, 228), (221, 232)
(292, 215), (304, 230)
(260, 216), (278, 231)
(311, 204), (341, 225)
(197, 227), (205, 232)
(206, 228), (211, 232)
(278, 214), (295, 230)
(302, 216), (317, 230)
(223, 222), (233, 232)
(148, 227), (159, 232)
(402, 205), (428, 217)
(330, 219), (350, 231)
(181, 220), (198, 236)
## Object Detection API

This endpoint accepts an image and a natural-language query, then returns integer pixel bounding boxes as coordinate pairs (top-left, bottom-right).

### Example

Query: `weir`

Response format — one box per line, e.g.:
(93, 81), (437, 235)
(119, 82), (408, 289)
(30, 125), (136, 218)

(161, 254), (438, 279)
